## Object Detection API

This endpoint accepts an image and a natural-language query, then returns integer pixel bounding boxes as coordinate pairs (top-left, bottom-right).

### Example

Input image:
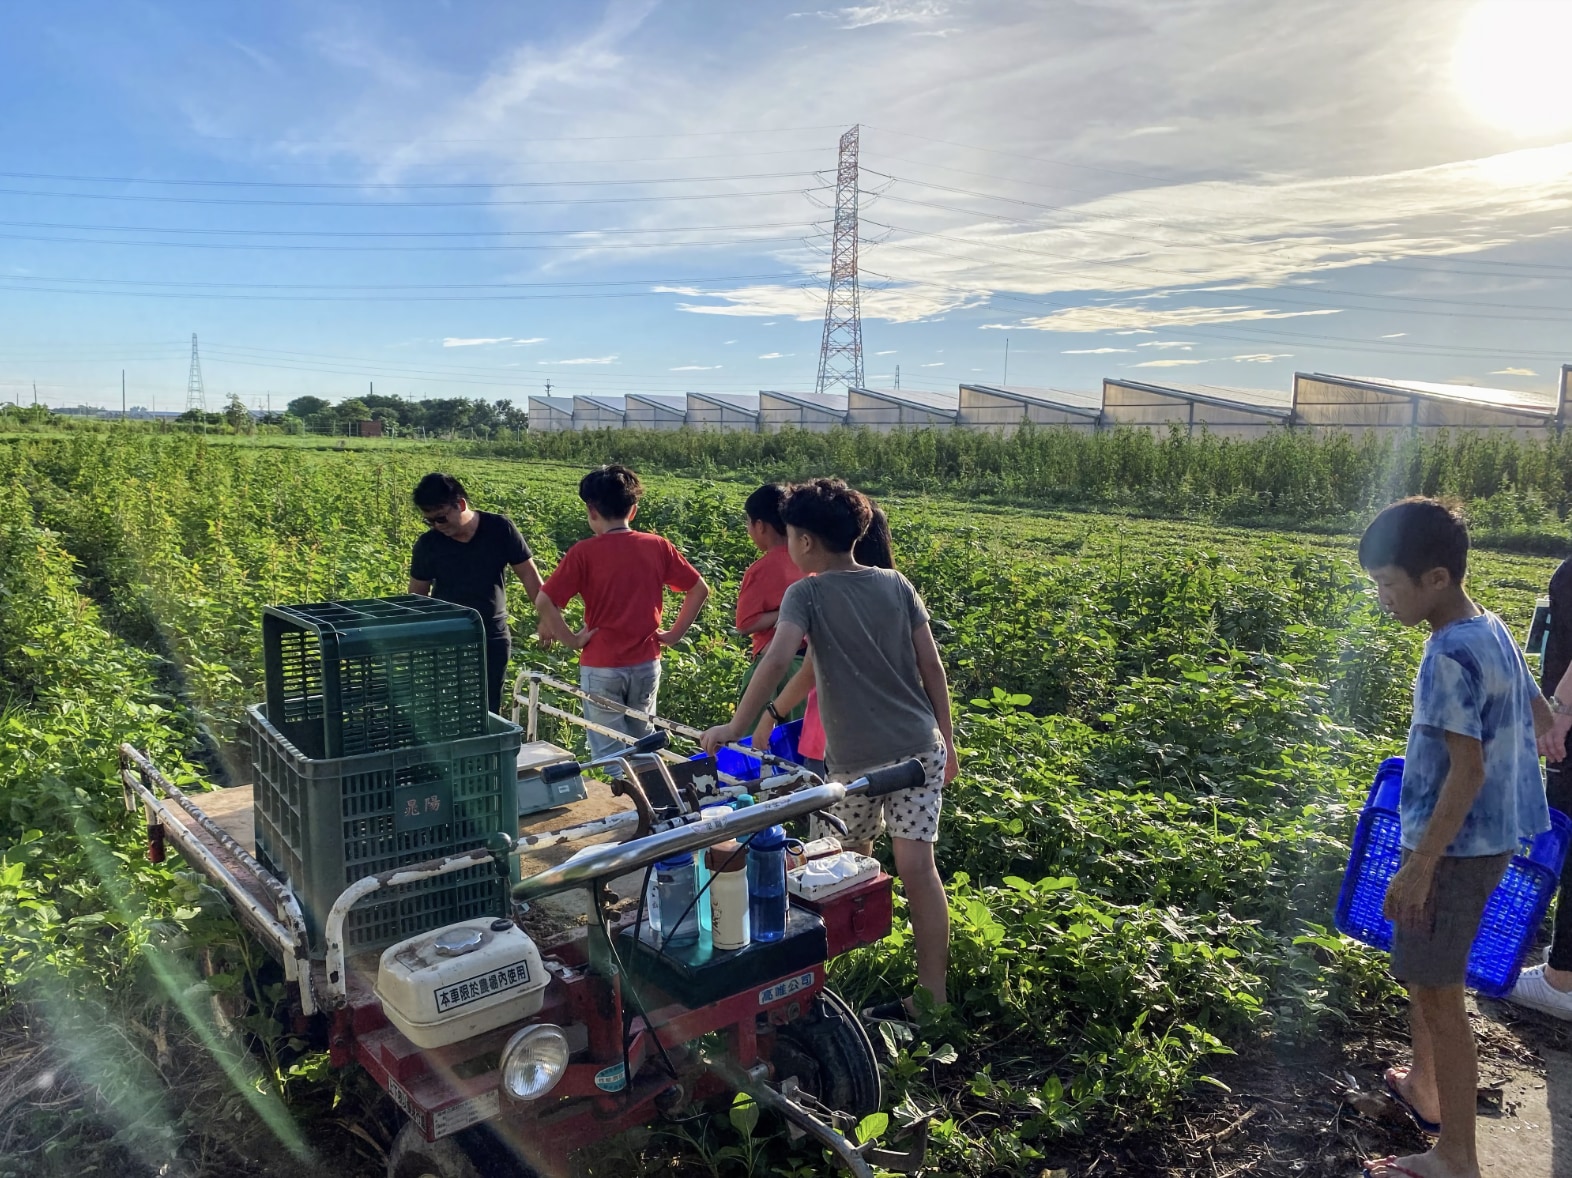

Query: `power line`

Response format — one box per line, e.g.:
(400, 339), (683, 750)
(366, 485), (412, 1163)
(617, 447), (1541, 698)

(0, 182), (829, 209)
(0, 231), (810, 254)
(0, 216), (813, 239)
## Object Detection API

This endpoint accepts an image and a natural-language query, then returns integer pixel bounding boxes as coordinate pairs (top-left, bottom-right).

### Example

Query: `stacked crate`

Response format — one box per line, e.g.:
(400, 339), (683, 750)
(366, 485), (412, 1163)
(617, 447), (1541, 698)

(251, 595), (521, 955)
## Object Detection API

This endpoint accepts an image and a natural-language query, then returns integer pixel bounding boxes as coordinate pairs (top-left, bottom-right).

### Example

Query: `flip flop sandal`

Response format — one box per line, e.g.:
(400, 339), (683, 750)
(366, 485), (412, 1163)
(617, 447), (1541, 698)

(1383, 1069), (1441, 1135)
(1362, 1158), (1427, 1178)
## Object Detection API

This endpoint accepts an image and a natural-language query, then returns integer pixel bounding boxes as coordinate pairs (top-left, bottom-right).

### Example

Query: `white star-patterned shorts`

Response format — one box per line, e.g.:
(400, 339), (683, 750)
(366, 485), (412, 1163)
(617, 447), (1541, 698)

(821, 742), (946, 844)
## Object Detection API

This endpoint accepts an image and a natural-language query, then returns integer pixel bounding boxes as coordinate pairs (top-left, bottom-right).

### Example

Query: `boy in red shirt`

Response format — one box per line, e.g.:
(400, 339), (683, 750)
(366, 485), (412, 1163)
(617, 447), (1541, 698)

(536, 465), (709, 764)
(735, 483), (805, 725)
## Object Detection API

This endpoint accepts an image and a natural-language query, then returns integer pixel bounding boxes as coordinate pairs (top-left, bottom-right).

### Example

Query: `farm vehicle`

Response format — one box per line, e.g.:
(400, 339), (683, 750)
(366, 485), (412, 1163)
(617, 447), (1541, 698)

(120, 669), (928, 1178)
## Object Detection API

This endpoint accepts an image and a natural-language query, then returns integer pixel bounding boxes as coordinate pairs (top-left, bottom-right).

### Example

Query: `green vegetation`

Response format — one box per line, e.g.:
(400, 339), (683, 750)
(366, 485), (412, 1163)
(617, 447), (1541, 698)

(474, 423), (1572, 540)
(0, 431), (1562, 1176)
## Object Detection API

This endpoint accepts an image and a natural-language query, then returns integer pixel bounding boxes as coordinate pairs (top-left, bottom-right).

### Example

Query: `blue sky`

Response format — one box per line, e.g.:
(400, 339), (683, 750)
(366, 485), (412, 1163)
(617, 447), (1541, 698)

(4, 0), (1572, 411)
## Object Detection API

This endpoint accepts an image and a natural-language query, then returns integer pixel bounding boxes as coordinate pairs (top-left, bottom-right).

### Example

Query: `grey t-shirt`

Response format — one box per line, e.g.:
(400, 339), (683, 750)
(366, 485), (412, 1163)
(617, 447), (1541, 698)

(777, 567), (941, 775)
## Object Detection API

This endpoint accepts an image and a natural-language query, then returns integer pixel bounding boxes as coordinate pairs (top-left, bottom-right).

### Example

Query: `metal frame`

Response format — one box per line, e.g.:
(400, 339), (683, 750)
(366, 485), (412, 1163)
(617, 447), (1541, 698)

(119, 745), (316, 1015)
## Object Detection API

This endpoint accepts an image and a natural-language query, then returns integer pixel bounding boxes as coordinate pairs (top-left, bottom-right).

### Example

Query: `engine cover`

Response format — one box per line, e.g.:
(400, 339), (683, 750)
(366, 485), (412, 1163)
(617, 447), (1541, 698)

(374, 917), (547, 1049)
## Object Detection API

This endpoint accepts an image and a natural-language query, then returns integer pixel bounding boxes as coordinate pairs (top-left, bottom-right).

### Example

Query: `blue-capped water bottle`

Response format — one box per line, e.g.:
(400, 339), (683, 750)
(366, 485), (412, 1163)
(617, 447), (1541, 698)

(747, 824), (788, 943)
(653, 852), (701, 948)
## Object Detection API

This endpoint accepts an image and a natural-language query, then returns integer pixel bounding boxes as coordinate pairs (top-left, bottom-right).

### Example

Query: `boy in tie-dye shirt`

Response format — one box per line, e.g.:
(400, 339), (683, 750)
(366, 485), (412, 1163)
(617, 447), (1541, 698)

(1358, 498), (1550, 1178)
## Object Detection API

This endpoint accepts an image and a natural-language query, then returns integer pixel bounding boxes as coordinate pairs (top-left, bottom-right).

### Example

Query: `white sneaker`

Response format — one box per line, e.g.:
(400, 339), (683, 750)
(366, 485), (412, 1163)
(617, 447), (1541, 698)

(1508, 964), (1572, 1020)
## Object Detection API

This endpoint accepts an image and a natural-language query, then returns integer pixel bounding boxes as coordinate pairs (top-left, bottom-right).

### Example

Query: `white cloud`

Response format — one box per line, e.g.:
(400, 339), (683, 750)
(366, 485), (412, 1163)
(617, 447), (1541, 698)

(510, 337), (547, 346)
(1491, 367), (1538, 376)
(670, 364), (722, 371)
(723, 340), (738, 345)
(1381, 332), (1408, 338)
(1062, 347), (1131, 354)
(758, 352), (791, 359)
(659, 283), (984, 324)
(1133, 358), (1209, 368)
(793, 2), (951, 29)
(920, 361), (944, 367)
(1138, 340), (1196, 349)
(875, 349), (898, 355)
(541, 355), (619, 365)
(1230, 353), (1292, 363)
(1011, 305), (1342, 333)
(443, 337), (513, 347)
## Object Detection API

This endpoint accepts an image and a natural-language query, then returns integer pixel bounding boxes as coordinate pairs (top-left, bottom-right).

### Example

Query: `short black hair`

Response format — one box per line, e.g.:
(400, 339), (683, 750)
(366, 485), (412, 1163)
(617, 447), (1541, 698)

(744, 483), (787, 534)
(413, 472), (466, 510)
(854, 505), (893, 569)
(579, 464), (643, 520)
(782, 478), (872, 553)
(1358, 497), (1469, 584)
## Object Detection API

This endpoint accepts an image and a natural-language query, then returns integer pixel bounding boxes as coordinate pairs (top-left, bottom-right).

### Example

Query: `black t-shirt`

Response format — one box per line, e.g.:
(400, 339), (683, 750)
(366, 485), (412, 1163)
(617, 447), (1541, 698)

(409, 511), (532, 637)
(1544, 557), (1572, 697)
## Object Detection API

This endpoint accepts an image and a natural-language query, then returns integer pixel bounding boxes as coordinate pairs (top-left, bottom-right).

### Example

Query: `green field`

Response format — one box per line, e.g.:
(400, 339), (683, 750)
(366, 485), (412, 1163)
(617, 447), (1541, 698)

(0, 431), (1561, 1176)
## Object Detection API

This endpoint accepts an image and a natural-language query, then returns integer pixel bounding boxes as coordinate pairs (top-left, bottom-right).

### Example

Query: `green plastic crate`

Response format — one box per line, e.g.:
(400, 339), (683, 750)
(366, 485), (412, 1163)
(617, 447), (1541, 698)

(248, 703), (521, 956)
(262, 595), (489, 760)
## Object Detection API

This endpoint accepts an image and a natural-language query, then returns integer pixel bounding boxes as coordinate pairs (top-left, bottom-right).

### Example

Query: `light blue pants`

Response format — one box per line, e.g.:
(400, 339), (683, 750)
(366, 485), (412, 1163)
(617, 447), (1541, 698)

(579, 660), (662, 769)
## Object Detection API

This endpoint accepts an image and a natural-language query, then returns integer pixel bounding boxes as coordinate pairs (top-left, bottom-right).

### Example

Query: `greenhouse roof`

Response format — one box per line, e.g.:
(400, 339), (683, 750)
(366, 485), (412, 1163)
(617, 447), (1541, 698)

(687, 391), (760, 410)
(760, 390), (849, 412)
(962, 384), (1102, 418)
(852, 387), (961, 415)
(1106, 379), (1293, 418)
(1303, 373), (1561, 417)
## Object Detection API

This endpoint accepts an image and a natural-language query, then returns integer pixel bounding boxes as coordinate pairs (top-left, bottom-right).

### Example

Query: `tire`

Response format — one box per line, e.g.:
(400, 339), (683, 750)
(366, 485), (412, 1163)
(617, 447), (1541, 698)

(770, 987), (882, 1118)
(388, 1120), (538, 1178)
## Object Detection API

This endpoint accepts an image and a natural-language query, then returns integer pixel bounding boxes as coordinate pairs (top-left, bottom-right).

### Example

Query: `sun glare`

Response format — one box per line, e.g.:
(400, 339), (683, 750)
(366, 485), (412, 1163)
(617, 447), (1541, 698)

(1454, 0), (1572, 136)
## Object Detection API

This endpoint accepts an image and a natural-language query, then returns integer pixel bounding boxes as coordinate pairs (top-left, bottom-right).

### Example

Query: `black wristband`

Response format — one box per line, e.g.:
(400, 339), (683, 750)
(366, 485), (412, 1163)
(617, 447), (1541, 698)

(765, 701), (784, 723)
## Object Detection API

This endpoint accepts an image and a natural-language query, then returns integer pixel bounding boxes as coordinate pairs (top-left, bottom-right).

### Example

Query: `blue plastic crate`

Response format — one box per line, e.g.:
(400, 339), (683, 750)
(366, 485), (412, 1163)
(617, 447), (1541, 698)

(1334, 755), (1571, 997)
(695, 719), (805, 782)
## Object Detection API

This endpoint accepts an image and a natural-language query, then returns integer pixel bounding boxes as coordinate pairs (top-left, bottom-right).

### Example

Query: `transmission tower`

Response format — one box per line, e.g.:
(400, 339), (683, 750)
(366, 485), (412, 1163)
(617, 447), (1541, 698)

(815, 125), (863, 396)
(185, 333), (206, 415)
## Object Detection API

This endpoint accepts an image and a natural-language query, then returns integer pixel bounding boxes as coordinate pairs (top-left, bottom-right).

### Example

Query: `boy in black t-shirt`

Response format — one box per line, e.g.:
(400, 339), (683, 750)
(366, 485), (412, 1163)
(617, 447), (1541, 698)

(408, 472), (544, 713)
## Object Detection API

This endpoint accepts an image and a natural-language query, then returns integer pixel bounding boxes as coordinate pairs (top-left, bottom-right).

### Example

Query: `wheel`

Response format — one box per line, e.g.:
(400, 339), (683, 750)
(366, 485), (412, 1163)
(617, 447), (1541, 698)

(770, 987), (882, 1118)
(388, 1120), (538, 1178)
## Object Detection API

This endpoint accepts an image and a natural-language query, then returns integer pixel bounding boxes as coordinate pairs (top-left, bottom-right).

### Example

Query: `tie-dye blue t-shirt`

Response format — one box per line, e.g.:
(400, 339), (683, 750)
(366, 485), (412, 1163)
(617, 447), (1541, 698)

(1401, 610), (1549, 857)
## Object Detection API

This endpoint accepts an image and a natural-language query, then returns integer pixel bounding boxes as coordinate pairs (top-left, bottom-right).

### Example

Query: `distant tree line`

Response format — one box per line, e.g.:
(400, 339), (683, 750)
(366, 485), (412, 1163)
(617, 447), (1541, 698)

(282, 394), (528, 438)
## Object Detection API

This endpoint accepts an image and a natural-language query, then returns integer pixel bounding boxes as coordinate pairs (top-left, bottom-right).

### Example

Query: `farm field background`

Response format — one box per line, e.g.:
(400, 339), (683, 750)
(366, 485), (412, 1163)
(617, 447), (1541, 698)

(0, 429), (1563, 1177)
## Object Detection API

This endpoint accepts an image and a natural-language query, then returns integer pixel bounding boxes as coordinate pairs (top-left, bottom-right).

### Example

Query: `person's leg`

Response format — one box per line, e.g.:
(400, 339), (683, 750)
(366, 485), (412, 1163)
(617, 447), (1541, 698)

(623, 660), (661, 739)
(484, 635), (511, 716)
(1545, 765), (1572, 981)
(1387, 987), (1441, 1127)
(578, 664), (629, 764)
(891, 836), (948, 1009)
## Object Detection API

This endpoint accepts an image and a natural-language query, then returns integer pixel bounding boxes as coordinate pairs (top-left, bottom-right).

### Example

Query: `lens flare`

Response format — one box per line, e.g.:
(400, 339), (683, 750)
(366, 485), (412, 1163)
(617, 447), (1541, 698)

(1454, 0), (1572, 136)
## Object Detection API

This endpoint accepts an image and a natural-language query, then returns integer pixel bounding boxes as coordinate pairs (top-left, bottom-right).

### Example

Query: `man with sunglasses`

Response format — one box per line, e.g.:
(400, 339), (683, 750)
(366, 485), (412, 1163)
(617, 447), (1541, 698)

(408, 472), (545, 714)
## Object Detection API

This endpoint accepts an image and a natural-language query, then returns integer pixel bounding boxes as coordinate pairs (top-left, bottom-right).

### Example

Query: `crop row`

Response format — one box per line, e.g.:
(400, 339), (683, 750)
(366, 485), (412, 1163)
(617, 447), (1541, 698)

(0, 431), (1551, 1175)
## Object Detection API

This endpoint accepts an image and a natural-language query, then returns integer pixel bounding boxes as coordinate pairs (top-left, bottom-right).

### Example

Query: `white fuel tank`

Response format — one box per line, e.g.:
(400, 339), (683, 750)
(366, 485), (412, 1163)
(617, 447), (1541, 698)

(374, 917), (548, 1049)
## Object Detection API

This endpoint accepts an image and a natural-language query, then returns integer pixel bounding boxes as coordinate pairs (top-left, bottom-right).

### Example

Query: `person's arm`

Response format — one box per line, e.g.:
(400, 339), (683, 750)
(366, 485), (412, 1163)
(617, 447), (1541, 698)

(752, 648), (815, 749)
(408, 578), (432, 596)
(737, 608), (779, 636)
(533, 590), (595, 651)
(657, 577), (710, 646)
(1383, 729), (1485, 931)
(511, 559), (545, 601)
(702, 621), (804, 752)
(912, 622), (959, 785)
(1540, 660), (1572, 761)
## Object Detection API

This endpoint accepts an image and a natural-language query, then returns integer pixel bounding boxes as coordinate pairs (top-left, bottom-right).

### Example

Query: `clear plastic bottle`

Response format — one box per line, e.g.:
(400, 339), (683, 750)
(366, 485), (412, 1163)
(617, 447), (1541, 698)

(708, 839), (751, 950)
(696, 805), (731, 946)
(747, 825), (788, 943)
(653, 852), (701, 948)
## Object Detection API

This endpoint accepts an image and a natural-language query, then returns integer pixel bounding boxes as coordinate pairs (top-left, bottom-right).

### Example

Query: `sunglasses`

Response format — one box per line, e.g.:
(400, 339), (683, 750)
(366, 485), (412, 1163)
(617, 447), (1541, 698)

(423, 512), (453, 527)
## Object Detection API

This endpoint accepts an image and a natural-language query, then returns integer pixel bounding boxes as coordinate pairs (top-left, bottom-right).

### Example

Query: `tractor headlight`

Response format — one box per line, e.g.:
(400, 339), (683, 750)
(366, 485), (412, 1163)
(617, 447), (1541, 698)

(500, 1024), (569, 1101)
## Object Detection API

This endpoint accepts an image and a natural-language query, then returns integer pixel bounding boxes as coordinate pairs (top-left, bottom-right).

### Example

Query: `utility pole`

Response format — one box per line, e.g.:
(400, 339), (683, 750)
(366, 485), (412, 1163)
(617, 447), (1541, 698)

(894, 365), (900, 391)
(186, 334), (206, 432)
(544, 379), (552, 395)
(815, 125), (864, 396)
(1003, 337), (1010, 386)
(32, 382), (38, 406)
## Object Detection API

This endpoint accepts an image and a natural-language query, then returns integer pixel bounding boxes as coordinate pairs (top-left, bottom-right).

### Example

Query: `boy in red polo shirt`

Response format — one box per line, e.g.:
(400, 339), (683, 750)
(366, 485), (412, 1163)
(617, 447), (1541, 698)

(536, 465), (709, 764)
(735, 483), (805, 725)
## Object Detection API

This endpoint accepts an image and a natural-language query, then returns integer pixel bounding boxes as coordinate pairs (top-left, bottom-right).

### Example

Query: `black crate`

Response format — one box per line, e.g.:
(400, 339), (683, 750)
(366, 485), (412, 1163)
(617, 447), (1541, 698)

(249, 703), (521, 956)
(262, 595), (488, 760)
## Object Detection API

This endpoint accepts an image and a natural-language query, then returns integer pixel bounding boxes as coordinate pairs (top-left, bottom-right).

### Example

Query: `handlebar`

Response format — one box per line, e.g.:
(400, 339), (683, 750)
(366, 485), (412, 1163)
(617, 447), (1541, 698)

(508, 758), (924, 903)
(539, 729), (669, 786)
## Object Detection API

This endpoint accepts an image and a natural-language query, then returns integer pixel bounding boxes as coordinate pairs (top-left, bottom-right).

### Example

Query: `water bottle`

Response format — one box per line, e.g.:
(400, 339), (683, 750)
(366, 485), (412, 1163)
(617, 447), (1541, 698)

(747, 825), (788, 943)
(653, 852), (701, 949)
(696, 805), (731, 946)
(708, 839), (751, 950)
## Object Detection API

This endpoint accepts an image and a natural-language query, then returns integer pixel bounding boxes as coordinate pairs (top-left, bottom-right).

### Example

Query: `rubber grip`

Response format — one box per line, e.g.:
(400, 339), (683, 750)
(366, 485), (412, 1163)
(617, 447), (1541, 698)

(859, 758), (925, 798)
(539, 760), (583, 785)
(630, 729), (670, 755)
